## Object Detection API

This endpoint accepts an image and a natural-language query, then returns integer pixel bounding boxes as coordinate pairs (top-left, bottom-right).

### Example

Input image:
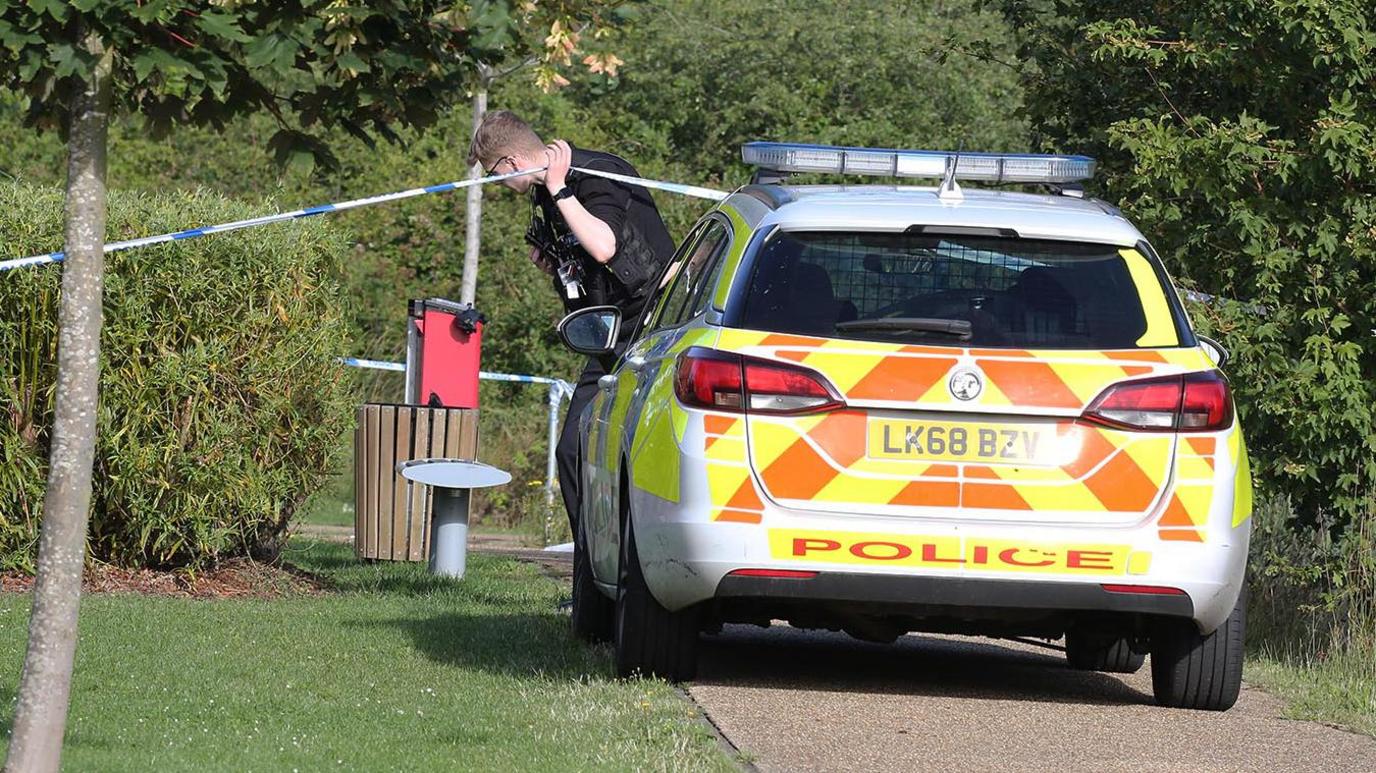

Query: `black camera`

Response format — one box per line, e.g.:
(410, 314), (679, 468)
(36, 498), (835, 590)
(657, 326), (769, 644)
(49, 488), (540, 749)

(525, 201), (586, 306)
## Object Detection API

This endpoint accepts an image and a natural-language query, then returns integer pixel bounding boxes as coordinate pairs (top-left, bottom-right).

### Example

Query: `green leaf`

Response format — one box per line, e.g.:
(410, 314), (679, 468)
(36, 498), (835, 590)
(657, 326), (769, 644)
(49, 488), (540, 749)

(470, 0), (517, 55)
(47, 41), (88, 79)
(131, 48), (185, 83)
(244, 33), (298, 73)
(0, 19), (43, 53)
(196, 11), (253, 45)
(24, 0), (68, 22)
(334, 50), (369, 75)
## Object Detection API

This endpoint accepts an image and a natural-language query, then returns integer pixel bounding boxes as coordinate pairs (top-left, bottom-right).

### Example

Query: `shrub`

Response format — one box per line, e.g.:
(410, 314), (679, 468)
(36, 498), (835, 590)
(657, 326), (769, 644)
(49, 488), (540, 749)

(1249, 494), (1376, 660)
(0, 183), (357, 571)
(1006, 1), (1376, 526)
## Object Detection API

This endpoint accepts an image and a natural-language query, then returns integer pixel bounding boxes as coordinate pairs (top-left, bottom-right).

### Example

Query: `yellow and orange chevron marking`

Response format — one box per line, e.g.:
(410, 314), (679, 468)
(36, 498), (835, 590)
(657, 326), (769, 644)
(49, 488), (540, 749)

(714, 329), (1213, 413)
(689, 329), (1222, 523)
(1158, 435), (1218, 542)
(703, 413), (764, 523)
(746, 413), (1172, 516)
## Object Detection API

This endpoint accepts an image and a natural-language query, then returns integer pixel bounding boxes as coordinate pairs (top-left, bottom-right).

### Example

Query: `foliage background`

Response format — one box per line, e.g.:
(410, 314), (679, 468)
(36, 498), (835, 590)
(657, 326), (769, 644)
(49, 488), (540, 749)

(0, 183), (355, 571)
(2, 0), (1029, 545)
(1005, 0), (1376, 657)
(1008, 0), (1375, 523)
(9, 0), (1369, 645)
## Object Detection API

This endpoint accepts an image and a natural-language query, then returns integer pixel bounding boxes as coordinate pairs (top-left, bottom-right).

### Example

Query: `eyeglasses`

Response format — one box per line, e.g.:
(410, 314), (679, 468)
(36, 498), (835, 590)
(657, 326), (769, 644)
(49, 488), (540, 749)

(485, 156), (511, 176)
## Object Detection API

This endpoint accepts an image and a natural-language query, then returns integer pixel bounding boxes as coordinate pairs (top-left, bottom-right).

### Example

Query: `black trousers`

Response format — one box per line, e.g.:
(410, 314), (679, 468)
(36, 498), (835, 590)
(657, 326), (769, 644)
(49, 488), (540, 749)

(556, 357), (609, 535)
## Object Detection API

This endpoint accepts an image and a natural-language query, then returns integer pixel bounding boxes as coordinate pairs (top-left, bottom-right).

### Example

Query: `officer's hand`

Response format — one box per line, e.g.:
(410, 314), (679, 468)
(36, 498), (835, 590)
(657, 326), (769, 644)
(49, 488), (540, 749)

(530, 246), (555, 276)
(544, 140), (572, 194)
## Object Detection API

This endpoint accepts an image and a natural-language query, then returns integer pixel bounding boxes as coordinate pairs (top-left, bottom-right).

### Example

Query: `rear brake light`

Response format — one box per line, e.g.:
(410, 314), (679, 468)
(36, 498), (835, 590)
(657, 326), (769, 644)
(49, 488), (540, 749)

(674, 347), (843, 415)
(673, 349), (744, 410)
(1101, 583), (1187, 596)
(1082, 371), (1232, 432)
(1180, 371), (1232, 429)
(727, 568), (818, 579)
(742, 359), (841, 413)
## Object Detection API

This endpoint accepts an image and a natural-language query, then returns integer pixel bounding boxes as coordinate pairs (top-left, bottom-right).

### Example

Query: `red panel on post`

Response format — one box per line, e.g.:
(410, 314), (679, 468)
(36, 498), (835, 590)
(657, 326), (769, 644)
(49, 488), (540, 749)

(412, 298), (483, 409)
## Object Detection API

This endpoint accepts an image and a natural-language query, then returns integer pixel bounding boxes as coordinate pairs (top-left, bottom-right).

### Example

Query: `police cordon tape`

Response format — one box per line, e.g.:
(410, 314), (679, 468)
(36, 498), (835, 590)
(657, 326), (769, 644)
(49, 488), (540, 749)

(339, 356), (572, 396)
(0, 165), (729, 273)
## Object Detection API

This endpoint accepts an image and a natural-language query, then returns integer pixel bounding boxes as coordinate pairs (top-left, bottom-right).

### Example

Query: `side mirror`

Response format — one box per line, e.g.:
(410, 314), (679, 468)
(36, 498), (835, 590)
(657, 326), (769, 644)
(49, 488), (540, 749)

(1198, 335), (1229, 369)
(558, 305), (621, 356)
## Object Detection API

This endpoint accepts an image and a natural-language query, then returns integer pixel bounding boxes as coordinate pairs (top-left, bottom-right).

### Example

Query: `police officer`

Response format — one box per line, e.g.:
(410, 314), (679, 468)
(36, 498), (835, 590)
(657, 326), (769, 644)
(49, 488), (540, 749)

(467, 110), (674, 534)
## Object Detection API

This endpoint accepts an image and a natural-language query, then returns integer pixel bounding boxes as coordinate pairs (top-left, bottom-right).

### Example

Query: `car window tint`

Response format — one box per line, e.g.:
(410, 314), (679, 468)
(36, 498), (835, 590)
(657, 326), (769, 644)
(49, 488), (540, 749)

(655, 221), (729, 331)
(687, 227), (734, 318)
(640, 222), (709, 336)
(737, 231), (1181, 349)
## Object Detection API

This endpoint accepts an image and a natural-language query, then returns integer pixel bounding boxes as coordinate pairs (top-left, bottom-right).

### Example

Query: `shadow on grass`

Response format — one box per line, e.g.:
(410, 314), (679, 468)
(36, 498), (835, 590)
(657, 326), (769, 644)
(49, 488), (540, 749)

(0, 685), (11, 740)
(697, 624), (1152, 707)
(358, 611), (613, 682)
(283, 539), (466, 596)
(0, 686), (117, 754)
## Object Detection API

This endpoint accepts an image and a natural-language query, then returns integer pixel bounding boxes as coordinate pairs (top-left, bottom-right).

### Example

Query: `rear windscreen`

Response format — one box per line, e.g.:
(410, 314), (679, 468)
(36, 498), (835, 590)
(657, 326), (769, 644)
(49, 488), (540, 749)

(736, 231), (1180, 349)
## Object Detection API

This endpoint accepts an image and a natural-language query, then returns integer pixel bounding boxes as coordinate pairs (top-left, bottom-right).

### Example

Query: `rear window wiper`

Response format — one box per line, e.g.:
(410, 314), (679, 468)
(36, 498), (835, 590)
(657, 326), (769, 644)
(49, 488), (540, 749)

(835, 317), (973, 340)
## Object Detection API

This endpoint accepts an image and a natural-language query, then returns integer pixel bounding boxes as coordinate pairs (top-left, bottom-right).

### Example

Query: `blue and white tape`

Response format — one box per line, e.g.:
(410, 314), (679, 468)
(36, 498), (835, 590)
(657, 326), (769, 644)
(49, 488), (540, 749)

(1, 165), (728, 273)
(339, 356), (572, 397)
(339, 356), (406, 373)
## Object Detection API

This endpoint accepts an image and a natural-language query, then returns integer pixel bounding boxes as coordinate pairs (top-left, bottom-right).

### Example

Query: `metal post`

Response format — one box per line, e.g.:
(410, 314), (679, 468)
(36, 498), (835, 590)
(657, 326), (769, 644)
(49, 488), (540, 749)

(404, 303), (421, 405)
(460, 85), (488, 307)
(544, 381), (562, 546)
(429, 486), (471, 578)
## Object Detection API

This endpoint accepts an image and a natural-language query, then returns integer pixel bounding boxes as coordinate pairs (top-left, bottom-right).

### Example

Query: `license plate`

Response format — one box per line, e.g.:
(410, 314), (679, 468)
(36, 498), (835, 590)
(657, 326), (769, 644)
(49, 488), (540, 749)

(867, 418), (1054, 464)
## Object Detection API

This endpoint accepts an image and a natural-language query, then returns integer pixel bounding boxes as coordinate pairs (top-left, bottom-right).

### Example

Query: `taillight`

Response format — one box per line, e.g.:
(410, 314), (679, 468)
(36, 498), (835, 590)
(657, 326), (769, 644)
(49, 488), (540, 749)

(1082, 371), (1232, 432)
(1179, 371), (1232, 430)
(673, 349), (744, 410)
(674, 347), (843, 415)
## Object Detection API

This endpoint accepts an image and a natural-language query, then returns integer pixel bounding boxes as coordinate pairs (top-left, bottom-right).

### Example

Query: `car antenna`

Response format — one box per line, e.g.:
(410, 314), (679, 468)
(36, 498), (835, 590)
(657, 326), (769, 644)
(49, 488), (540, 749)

(938, 142), (964, 201)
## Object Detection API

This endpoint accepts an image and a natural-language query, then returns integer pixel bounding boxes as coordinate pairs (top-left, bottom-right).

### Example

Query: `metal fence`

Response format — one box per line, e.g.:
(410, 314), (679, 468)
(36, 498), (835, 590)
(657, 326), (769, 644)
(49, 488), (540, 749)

(340, 357), (572, 544)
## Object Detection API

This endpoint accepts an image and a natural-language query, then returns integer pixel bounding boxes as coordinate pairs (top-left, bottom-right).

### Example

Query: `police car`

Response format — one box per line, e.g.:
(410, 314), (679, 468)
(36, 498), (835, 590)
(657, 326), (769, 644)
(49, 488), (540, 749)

(556, 143), (1252, 711)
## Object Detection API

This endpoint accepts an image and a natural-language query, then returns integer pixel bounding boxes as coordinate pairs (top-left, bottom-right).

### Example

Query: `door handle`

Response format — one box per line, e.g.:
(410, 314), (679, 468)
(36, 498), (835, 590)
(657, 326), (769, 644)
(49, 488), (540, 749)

(626, 355), (648, 373)
(597, 374), (618, 391)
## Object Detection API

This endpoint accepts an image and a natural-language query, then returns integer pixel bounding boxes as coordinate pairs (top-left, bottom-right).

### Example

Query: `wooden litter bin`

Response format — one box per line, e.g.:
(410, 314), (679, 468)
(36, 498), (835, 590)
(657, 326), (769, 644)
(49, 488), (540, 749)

(354, 404), (478, 561)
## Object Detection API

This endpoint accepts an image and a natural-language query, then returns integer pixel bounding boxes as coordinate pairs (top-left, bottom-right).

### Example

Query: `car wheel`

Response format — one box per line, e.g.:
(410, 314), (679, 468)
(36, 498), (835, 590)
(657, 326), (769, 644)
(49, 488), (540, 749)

(571, 526), (614, 643)
(614, 514), (698, 681)
(1065, 633), (1145, 674)
(1151, 590), (1246, 711)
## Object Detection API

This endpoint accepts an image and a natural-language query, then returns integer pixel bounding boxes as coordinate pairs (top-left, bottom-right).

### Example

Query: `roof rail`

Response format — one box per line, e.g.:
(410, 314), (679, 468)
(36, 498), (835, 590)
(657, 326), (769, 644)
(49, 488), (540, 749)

(737, 184), (796, 210)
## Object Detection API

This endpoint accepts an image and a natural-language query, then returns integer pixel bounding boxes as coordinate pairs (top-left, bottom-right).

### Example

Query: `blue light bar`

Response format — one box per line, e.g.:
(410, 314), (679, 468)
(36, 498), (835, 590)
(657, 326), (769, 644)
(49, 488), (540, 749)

(741, 142), (1096, 184)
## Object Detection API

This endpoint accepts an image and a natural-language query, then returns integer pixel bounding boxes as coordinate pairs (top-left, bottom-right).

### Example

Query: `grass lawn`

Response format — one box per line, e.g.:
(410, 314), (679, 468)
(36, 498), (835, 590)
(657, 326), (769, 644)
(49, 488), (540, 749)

(1245, 652), (1376, 738)
(298, 474), (355, 527)
(0, 541), (734, 771)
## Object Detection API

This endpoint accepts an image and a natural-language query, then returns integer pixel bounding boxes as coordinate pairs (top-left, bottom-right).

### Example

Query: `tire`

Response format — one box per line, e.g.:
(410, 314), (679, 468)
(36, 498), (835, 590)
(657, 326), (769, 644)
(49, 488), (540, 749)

(1065, 633), (1146, 674)
(1151, 590), (1246, 711)
(570, 526), (614, 643)
(614, 515), (699, 681)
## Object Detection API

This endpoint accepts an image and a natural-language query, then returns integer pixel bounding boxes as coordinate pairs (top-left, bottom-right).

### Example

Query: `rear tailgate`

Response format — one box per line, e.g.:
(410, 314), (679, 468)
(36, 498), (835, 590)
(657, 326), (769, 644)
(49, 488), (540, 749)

(719, 330), (1211, 525)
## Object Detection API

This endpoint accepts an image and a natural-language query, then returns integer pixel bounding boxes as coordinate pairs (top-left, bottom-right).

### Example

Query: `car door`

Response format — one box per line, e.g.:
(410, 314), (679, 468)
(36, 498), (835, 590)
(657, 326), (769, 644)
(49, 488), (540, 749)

(586, 217), (734, 583)
(582, 219), (709, 582)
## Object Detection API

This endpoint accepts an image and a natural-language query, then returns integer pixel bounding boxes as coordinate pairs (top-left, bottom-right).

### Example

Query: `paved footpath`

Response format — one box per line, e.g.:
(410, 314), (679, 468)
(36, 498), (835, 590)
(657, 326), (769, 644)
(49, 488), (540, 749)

(461, 542), (1374, 772)
(689, 625), (1376, 773)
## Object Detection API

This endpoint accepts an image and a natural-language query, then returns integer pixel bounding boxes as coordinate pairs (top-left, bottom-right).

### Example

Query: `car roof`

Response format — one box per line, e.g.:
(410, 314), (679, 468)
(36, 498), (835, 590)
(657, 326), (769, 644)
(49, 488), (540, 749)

(726, 185), (1146, 247)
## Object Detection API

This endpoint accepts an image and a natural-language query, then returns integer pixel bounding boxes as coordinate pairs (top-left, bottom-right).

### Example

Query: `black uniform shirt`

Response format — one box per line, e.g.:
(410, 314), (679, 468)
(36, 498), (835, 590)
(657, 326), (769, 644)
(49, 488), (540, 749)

(534, 146), (675, 341)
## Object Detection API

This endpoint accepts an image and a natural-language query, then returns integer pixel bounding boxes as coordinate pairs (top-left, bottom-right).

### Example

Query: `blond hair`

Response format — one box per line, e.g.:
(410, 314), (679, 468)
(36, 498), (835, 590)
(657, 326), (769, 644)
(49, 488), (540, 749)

(467, 110), (544, 168)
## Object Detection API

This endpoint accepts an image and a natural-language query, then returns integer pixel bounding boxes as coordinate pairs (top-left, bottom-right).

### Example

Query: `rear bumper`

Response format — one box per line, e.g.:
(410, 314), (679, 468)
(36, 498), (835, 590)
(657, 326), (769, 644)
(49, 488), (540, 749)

(630, 513), (1247, 631)
(714, 571), (1194, 619)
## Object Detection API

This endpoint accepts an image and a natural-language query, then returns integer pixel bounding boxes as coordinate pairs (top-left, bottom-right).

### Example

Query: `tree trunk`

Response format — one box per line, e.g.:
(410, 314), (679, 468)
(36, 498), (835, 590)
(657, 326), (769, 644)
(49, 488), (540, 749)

(4, 36), (113, 773)
(460, 80), (488, 307)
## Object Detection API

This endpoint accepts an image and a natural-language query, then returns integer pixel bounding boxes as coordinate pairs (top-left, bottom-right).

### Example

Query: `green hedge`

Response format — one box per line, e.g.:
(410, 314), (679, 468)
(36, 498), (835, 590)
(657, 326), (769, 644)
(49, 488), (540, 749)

(0, 183), (357, 571)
